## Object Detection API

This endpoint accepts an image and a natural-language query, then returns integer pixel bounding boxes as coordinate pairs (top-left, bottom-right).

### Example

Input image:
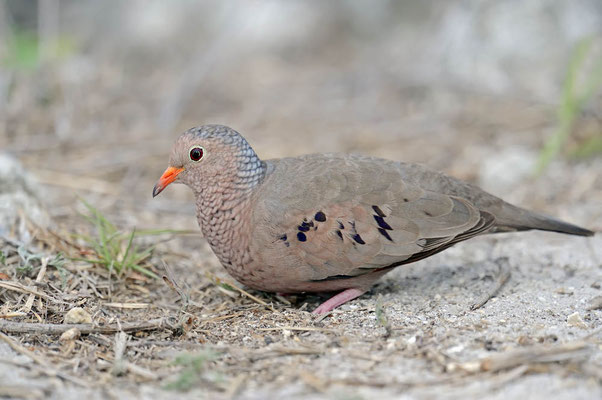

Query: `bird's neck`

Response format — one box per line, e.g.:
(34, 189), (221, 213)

(194, 161), (267, 272)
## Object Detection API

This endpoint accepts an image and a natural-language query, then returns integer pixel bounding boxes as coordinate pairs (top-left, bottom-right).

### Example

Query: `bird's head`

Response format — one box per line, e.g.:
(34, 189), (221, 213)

(153, 125), (263, 197)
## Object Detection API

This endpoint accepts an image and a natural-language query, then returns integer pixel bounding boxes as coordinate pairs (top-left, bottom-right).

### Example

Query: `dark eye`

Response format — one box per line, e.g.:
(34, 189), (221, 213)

(189, 147), (204, 162)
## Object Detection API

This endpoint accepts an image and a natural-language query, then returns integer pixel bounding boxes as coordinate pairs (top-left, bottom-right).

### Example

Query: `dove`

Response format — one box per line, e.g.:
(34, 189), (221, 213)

(153, 125), (594, 314)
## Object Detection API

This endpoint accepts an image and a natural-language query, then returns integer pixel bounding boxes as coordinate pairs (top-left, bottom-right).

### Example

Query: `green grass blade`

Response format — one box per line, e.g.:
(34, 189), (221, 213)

(536, 36), (602, 173)
(121, 229), (136, 268)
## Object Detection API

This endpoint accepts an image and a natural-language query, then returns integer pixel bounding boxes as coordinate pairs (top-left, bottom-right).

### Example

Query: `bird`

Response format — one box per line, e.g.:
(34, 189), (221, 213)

(153, 124), (594, 314)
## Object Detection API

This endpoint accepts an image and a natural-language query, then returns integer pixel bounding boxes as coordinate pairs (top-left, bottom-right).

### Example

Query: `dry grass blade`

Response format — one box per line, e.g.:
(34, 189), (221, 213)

(21, 256), (49, 313)
(103, 302), (151, 309)
(209, 272), (276, 312)
(161, 259), (189, 307)
(0, 281), (65, 304)
(0, 312), (28, 319)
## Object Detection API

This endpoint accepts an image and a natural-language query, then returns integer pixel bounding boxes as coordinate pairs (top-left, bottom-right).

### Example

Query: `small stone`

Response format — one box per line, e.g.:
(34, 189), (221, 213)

(587, 295), (602, 311)
(555, 287), (574, 295)
(447, 344), (464, 353)
(567, 312), (588, 329)
(59, 327), (81, 342)
(64, 307), (92, 324)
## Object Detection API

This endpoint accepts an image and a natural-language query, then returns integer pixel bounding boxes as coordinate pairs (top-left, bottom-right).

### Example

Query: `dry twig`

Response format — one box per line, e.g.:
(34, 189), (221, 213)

(470, 257), (511, 310)
(447, 341), (590, 373)
(0, 317), (170, 335)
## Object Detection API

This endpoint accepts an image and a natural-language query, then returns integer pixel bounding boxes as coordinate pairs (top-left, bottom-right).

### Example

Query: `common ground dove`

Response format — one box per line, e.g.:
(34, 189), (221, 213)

(153, 125), (594, 314)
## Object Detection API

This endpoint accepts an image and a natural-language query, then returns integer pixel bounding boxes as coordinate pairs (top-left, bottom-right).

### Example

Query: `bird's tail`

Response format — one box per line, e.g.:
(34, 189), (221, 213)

(492, 204), (595, 236)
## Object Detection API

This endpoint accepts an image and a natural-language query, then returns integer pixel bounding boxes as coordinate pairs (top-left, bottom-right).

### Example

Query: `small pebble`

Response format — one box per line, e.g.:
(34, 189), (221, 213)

(59, 327), (81, 342)
(567, 312), (588, 329)
(555, 287), (573, 295)
(587, 295), (602, 311)
(64, 307), (92, 324)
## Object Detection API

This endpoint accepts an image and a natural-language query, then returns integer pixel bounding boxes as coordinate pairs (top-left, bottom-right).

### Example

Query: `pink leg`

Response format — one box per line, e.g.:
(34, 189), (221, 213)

(312, 288), (366, 314)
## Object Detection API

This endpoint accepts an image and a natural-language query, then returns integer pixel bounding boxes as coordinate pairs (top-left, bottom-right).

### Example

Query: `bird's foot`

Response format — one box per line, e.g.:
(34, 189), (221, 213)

(312, 288), (366, 314)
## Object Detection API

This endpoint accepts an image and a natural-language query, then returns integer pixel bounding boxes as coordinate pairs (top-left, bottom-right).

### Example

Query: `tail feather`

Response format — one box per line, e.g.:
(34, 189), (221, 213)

(492, 206), (595, 237)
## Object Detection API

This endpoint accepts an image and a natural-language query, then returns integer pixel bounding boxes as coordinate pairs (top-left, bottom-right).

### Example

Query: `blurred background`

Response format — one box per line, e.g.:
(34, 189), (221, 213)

(1, 0), (601, 232)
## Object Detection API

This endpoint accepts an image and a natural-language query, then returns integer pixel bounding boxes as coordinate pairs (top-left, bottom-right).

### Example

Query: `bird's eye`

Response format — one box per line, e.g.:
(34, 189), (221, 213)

(189, 146), (204, 162)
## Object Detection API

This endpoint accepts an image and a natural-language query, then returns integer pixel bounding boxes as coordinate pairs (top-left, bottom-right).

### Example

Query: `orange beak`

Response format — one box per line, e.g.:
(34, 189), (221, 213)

(152, 166), (184, 197)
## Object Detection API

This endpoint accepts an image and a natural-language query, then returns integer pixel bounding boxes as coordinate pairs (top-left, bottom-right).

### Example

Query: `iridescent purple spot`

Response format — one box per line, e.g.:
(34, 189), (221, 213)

(352, 234), (366, 245)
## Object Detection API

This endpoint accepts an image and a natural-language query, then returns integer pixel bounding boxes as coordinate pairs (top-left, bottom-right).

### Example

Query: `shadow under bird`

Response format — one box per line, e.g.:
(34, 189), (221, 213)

(153, 125), (595, 314)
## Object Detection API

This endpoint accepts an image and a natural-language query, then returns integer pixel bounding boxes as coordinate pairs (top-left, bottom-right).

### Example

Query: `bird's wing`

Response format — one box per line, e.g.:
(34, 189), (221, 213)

(251, 154), (494, 281)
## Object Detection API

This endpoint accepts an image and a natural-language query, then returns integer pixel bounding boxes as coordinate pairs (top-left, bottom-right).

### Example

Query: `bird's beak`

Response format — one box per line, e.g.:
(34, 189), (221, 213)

(153, 166), (184, 197)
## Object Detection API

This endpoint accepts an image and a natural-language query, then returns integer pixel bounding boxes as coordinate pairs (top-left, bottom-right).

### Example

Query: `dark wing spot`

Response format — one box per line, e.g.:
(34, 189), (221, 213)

(314, 211), (326, 222)
(352, 234), (366, 245)
(372, 205), (386, 217)
(374, 215), (392, 230)
(336, 230), (343, 241)
(298, 224), (310, 232)
(278, 234), (290, 247)
(378, 228), (393, 242)
(338, 221), (345, 229)
(298, 220), (314, 232)
(297, 232), (307, 242)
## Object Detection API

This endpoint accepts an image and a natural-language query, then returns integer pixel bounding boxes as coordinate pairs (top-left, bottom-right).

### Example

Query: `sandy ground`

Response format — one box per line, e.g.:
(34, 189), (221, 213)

(1, 225), (601, 400)
(1, 99), (601, 398)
